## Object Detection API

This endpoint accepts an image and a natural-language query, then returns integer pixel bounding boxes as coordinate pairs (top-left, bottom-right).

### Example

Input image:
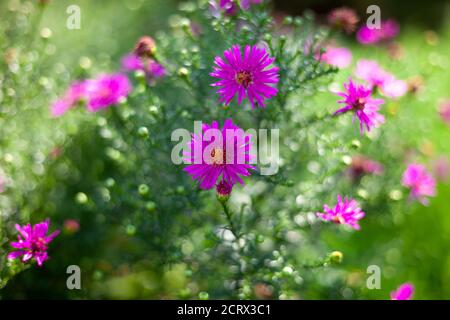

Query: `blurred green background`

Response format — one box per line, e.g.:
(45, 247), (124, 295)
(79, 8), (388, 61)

(0, 0), (449, 299)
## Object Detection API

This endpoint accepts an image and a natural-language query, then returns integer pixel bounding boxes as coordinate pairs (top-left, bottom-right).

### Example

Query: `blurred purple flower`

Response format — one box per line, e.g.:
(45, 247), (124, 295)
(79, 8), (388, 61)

(391, 283), (414, 300)
(432, 157), (450, 182)
(354, 59), (407, 98)
(183, 119), (256, 190)
(402, 163), (436, 205)
(121, 53), (166, 82)
(240, 0), (263, 10)
(356, 19), (399, 45)
(439, 100), (450, 124)
(316, 195), (365, 230)
(8, 219), (60, 267)
(348, 155), (383, 180)
(84, 73), (132, 112)
(211, 44), (279, 108)
(334, 79), (385, 134)
(317, 46), (352, 68)
(51, 81), (86, 117)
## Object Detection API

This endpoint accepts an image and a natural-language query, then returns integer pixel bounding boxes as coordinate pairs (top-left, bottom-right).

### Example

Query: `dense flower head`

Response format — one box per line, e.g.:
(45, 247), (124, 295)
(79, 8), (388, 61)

(8, 219), (60, 267)
(84, 73), (132, 112)
(134, 36), (156, 58)
(356, 19), (399, 45)
(317, 46), (352, 68)
(327, 7), (360, 33)
(348, 155), (383, 180)
(211, 44), (279, 108)
(354, 59), (407, 98)
(121, 53), (166, 81)
(51, 81), (86, 117)
(439, 100), (450, 124)
(334, 79), (385, 134)
(316, 195), (365, 230)
(183, 119), (256, 190)
(402, 163), (436, 205)
(391, 283), (414, 300)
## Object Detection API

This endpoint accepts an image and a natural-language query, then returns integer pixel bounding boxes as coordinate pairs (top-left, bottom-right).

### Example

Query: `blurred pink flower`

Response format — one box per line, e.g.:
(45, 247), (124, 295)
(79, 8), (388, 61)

(402, 163), (436, 205)
(63, 219), (80, 234)
(317, 46), (352, 68)
(334, 79), (385, 134)
(439, 100), (450, 124)
(0, 175), (4, 193)
(348, 155), (383, 180)
(356, 19), (399, 45)
(327, 7), (360, 34)
(240, 0), (263, 10)
(121, 53), (166, 83)
(354, 59), (406, 98)
(84, 73), (132, 112)
(391, 283), (414, 300)
(51, 81), (86, 117)
(316, 195), (365, 230)
(432, 157), (450, 182)
(8, 219), (60, 267)
(183, 119), (256, 190)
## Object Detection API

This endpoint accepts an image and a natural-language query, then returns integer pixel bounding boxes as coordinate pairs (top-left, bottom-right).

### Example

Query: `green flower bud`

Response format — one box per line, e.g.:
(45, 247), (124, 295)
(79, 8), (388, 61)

(329, 251), (343, 264)
(138, 184), (149, 196)
(145, 201), (156, 212)
(137, 126), (149, 139)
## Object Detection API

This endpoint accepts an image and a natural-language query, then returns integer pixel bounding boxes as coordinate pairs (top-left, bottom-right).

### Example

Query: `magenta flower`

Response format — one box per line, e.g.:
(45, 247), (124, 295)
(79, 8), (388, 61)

(8, 219), (60, 267)
(121, 53), (166, 80)
(402, 163), (436, 205)
(391, 283), (414, 300)
(317, 46), (352, 68)
(211, 44), (279, 108)
(316, 195), (365, 230)
(51, 81), (86, 117)
(84, 73), (132, 112)
(356, 19), (399, 45)
(183, 119), (256, 190)
(354, 60), (406, 98)
(334, 79), (385, 134)
(439, 100), (450, 124)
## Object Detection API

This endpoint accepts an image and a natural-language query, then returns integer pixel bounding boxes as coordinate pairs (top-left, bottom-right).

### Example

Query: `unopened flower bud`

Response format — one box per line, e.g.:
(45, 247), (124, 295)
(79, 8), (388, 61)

(216, 180), (233, 203)
(137, 126), (149, 139)
(145, 201), (156, 212)
(134, 36), (157, 58)
(138, 184), (149, 196)
(329, 251), (343, 264)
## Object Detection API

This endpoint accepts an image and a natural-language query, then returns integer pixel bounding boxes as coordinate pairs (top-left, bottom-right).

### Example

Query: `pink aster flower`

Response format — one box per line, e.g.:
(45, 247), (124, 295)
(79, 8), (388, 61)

(211, 44), (279, 108)
(317, 46), (352, 68)
(356, 19), (399, 45)
(439, 100), (450, 124)
(8, 219), (60, 267)
(402, 163), (436, 205)
(334, 79), (385, 134)
(84, 73), (132, 112)
(183, 119), (256, 190)
(316, 195), (365, 230)
(51, 81), (86, 117)
(391, 283), (414, 300)
(381, 78), (408, 98)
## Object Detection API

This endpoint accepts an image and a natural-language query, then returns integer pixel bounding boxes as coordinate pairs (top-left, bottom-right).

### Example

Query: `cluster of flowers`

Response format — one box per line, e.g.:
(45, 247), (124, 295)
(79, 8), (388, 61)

(7, 3), (446, 299)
